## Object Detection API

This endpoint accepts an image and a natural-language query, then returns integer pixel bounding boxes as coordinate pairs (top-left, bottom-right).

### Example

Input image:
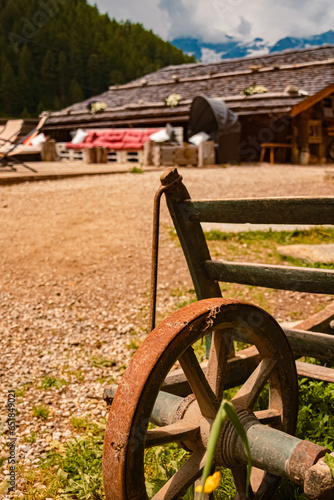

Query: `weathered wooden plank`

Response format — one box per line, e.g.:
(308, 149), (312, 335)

(232, 358), (277, 408)
(283, 328), (334, 361)
(181, 198), (334, 225)
(293, 302), (334, 334)
(179, 347), (219, 418)
(162, 169), (230, 357)
(290, 83), (334, 117)
(296, 361), (334, 383)
(254, 409), (281, 425)
(206, 259), (334, 294)
(145, 422), (200, 448)
(104, 325), (334, 403)
(161, 169), (222, 301)
(152, 450), (205, 500)
(161, 346), (260, 397)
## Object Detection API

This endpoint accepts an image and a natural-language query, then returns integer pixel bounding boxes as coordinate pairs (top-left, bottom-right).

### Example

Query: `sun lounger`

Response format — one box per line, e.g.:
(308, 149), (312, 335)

(0, 120), (24, 149)
(0, 115), (49, 172)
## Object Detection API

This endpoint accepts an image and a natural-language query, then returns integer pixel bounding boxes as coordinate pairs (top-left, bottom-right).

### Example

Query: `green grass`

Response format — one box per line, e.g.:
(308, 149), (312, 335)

(127, 336), (143, 351)
(70, 417), (105, 433)
(23, 431), (37, 444)
(32, 406), (50, 420)
(18, 418), (106, 500)
(13, 226), (334, 499)
(15, 386), (27, 398)
(130, 166), (143, 174)
(204, 227), (334, 264)
(145, 442), (190, 498)
(90, 355), (116, 368)
(204, 227), (334, 246)
(169, 287), (197, 311)
(39, 376), (69, 390)
(15, 373), (334, 500)
(69, 369), (85, 382)
(0, 456), (8, 467)
(281, 255), (334, 270)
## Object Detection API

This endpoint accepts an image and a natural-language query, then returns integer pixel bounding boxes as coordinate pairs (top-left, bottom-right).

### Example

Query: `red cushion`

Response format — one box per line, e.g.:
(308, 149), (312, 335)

(105, 131), (125, 142)
(107, 142), (124, 150)
(123, 131), (143, 143)
(81, 143), (98, 149)
(91, 139), (109, 148)
(95, 132), (109, 141)
(123, 142), (144, 150)
(145, 128), (160, 135)
(66, 129), (164, 152)
(85, 132), (97, 144)
(66, 142), (83, 150)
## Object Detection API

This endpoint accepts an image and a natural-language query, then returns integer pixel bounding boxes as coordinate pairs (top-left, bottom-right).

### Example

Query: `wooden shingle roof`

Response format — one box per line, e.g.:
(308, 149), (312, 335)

(45, 45), (334, 129)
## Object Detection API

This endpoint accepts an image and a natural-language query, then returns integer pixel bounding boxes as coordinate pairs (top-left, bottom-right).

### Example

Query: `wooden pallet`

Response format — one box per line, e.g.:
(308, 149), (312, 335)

(56, 143), (144, 164)
(148, 141), (215, 167)
(56, 128), (184, 165)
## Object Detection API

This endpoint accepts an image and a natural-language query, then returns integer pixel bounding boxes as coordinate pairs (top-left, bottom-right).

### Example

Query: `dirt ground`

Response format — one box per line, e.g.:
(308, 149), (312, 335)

(0, 164), (333, 497)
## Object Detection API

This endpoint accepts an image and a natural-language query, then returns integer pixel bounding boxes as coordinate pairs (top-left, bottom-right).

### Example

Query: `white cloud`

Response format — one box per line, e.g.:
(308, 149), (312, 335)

(91, 0), (170, 39)
(92, 0), (334, 44)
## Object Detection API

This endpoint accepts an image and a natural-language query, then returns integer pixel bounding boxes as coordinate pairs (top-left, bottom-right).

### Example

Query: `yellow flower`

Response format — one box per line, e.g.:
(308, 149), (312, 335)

(195, 471), (221, 493)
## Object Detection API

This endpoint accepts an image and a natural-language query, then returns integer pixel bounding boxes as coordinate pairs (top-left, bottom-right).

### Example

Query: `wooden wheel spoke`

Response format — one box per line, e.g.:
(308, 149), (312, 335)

(194, 479), (214, 500)
(231, 467), (254, 499)
(152, 450), (206, 500)
(232, 358), (277, 409)
(206, 329), (233, 401)
(180, 347), (219, 419)
(103, 299), (298, 500)
(145, 422), (200, 448)
(254, 408), (281, 426)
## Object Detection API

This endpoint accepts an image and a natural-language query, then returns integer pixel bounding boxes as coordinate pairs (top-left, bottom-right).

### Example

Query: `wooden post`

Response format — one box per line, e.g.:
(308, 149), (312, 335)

(161, 168), (235, 358)
(143, 141), (153, 166)
(299, 112), (311, 165)
(84, 148), (96, 164)
(95, 146), (108, 163)
(270, 146), (275, 165)
(291, 119), (299, 164)
(198, 141), (215, 167)
(161, 168), (222, 300)
(41, 140), (56, 161)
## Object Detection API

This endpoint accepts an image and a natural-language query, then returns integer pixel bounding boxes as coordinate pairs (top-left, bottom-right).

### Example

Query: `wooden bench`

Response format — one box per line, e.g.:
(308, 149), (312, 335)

(260, 142), (292, 164)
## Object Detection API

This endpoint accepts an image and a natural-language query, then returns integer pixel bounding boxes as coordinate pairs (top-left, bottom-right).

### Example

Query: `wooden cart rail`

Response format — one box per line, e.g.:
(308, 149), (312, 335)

(162, 168), (334, 300)
(160, 168), (334, 382)
(182, 198), (334, 225)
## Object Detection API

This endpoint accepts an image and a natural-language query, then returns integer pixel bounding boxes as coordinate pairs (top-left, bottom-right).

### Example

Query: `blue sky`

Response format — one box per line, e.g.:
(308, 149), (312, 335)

(92, 0), (334, 44)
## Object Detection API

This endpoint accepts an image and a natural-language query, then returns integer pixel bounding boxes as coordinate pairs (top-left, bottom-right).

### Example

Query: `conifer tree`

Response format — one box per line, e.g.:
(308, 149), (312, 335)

(0, 0), (195, 117)
(69, 79), (84, 104)
(41, 50), (56, 109)
(1, 58), (20, 116)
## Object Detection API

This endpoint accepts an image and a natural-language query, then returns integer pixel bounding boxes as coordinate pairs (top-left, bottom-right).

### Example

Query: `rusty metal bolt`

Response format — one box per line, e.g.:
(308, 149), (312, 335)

(160, 167), (180, 186)
(303, 453), (334, 499)
(287, 440), (329, 485)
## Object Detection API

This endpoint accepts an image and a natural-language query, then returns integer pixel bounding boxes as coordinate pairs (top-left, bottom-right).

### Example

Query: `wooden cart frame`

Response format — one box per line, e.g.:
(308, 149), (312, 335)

(103, 168), (334, 500)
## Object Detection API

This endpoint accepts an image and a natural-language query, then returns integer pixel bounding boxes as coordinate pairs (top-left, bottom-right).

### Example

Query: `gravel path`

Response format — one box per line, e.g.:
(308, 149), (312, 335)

(0, 165), (333, 496)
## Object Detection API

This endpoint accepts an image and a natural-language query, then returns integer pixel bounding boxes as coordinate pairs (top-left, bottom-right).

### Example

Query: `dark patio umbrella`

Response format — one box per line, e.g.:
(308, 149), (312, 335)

(188, 96), (241, 163)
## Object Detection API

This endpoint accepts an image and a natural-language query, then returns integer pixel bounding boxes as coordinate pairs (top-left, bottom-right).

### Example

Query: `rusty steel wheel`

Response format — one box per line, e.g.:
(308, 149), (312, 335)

(103, 298), (298, 500)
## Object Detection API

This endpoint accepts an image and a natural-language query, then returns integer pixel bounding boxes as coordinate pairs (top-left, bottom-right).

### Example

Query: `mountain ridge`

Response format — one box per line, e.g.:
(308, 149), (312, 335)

(171, 30), (334, 62)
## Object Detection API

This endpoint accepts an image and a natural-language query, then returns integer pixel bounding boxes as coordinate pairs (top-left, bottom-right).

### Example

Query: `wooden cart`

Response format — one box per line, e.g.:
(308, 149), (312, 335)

(103, 168), (334, 499)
